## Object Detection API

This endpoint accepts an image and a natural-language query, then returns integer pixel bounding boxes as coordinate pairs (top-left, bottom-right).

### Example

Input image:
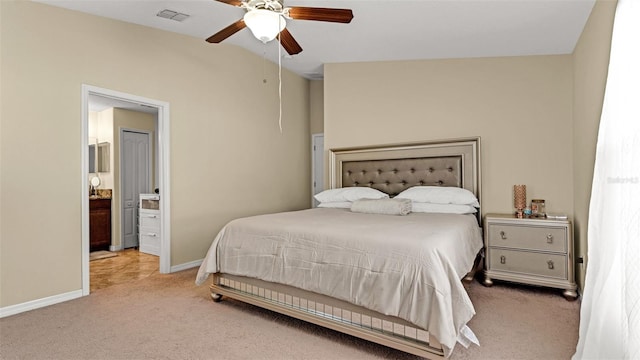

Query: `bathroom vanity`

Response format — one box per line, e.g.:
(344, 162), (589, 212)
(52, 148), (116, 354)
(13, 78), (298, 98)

(89, 198), (112, 252)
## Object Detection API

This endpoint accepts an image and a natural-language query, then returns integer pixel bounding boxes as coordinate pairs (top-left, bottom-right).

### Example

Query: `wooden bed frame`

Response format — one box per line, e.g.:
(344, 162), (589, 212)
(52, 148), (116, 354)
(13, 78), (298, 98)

(209, 138), (482, 359)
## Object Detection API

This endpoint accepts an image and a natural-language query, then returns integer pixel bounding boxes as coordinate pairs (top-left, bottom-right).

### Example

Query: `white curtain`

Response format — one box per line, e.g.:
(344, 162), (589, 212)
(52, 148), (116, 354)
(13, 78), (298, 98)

(573, 0), (640, 359)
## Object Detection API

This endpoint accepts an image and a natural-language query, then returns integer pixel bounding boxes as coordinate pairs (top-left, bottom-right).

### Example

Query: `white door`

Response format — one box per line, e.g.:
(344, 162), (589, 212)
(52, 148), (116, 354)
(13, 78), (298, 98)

(121, 130), (151, 249)
(312, 134), (324, 207)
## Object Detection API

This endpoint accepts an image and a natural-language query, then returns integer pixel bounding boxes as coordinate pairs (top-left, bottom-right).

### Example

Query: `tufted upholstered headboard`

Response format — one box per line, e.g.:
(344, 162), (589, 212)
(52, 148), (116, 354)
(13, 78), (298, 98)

(329, 138), (481, 212)
(340, 156), (462, 197)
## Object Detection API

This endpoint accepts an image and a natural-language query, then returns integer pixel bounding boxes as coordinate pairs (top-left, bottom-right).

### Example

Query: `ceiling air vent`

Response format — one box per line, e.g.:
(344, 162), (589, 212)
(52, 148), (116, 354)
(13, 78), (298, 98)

(157, 9), (190, 22)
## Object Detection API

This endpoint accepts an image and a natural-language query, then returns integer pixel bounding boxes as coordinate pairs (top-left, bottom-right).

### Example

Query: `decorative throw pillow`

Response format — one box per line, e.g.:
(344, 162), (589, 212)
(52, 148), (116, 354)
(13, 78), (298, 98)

(350, 198), (412, 216)
(317, 201), (352, 209)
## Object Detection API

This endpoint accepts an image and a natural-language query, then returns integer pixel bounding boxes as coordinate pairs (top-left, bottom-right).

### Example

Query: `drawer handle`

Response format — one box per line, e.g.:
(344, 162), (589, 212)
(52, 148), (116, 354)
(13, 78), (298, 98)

(500, 255), (506, 264)
(547, 260), (554, 270)
(546, 234), (553, 243)
(146, 215), (158, 219)
(500, 231), (507, 240)
(146, 233), (157, 237)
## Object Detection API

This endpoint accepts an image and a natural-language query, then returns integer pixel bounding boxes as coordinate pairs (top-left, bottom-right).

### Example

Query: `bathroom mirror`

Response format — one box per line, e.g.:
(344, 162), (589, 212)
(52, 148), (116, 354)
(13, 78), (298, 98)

(89, 141), (110, 173)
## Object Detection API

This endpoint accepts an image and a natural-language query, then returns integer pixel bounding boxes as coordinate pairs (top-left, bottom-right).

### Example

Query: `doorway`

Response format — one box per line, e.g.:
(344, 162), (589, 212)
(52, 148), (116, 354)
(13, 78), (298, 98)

(311, 133), (324, 207)
(81, 85), (171, 296)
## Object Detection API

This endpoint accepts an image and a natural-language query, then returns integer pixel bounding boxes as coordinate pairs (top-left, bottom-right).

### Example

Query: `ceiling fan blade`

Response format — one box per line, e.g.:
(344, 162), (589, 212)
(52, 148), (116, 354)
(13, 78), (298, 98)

(287, 7), (353, 23)
(278, 28), (303, 55)
(214, 0), (243, 7)
(206, 19), (246, 43)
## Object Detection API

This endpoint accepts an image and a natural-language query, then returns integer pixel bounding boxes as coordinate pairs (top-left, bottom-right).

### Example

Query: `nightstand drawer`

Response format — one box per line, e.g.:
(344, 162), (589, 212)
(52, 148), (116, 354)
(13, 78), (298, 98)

(489, 248), (567, 279)
(488, 224), (566, 253)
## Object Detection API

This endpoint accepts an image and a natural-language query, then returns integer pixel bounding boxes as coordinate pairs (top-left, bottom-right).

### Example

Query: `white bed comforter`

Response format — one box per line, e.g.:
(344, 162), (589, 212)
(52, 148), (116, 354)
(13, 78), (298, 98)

(196, 208), (483, 356)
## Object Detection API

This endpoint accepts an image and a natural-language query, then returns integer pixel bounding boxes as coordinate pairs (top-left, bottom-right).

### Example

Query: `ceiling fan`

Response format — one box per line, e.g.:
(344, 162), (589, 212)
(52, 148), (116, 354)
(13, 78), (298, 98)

(206, 0), (354, 55)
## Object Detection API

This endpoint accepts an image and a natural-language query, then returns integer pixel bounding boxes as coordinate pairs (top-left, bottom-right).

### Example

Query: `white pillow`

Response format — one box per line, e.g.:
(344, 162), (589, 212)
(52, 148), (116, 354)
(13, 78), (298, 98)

(411, 203), (478, 214)
(317, 201), (352, 209)
(396, 186), (479, 207)
(314, 187), (389, 203)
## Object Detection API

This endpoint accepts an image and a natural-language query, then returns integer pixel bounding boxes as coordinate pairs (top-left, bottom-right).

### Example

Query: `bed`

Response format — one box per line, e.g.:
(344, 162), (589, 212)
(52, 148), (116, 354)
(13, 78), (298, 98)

(196, 138), (483, 359)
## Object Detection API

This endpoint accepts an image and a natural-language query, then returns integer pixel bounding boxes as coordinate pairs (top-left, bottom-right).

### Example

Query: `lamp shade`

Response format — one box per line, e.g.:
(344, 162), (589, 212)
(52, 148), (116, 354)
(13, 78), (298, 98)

(243, 9), (286, 43)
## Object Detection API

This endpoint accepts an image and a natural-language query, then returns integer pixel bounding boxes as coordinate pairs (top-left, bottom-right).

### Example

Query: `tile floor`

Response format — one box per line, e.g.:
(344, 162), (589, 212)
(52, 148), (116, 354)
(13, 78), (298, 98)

(89, 248), (159, 292)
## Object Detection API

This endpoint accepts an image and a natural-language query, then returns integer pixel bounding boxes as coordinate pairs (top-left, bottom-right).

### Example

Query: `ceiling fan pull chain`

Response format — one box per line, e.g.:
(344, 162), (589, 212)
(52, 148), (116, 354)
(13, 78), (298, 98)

(262, 46), (268, 84)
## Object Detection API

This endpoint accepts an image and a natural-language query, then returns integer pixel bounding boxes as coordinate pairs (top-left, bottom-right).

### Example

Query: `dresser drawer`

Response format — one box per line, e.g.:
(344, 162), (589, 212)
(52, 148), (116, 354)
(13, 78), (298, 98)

(139, 231), (160, 256)
(139, 226), (160, 238)
(139, 212), (160, 229)
(489, 248), (567, 280)
(488, 224), (566, 253)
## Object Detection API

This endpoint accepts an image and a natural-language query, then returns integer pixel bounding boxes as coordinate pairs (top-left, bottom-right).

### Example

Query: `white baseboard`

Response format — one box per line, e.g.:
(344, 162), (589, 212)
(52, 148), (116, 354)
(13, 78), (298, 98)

(1, 259), (203, 318)
(0, 289), (84, 318)
(170, 259), (203, 273)
(109, 244), (123, 251)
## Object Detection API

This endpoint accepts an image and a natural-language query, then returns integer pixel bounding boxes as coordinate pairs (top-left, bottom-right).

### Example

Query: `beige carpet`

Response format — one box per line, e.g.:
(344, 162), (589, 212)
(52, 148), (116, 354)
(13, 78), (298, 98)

(89, 250), (118, 261)
(0, 268), (580, 359)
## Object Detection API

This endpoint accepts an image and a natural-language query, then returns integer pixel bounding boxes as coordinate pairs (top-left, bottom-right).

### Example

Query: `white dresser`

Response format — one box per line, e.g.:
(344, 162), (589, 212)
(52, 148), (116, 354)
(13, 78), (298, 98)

(483, 213), (578, 300)
(139, 194), (161, 256)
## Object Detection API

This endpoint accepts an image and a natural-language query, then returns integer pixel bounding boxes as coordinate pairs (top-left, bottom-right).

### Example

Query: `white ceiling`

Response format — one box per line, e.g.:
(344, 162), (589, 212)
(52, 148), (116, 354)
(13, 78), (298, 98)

(36, 0), (595, 79)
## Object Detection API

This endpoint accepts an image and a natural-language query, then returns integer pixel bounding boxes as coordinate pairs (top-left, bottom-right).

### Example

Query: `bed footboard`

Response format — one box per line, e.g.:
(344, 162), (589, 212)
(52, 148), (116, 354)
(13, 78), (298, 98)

(210, 273), (445, 359)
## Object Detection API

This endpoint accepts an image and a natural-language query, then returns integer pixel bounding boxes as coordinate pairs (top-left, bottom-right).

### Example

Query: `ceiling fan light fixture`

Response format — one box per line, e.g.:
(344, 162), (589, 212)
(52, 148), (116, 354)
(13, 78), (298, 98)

(243, 9), (286, 43)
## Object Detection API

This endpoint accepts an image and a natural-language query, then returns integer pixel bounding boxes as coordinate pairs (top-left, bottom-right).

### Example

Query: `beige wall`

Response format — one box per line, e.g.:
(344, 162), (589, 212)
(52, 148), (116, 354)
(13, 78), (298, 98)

(112, 108), (157, 249)
(309, 80), (324, 134)
(0, 1), (310, 307)
(325, 55), (575, 216)
(0, 0), (617, 310)
(572, 0), (617, 288)
(323, 1), (618, 292)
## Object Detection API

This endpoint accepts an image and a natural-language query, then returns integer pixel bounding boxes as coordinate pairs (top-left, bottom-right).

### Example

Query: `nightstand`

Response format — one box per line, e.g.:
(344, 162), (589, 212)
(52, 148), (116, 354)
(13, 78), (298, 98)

(483, 213), (578, 300)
